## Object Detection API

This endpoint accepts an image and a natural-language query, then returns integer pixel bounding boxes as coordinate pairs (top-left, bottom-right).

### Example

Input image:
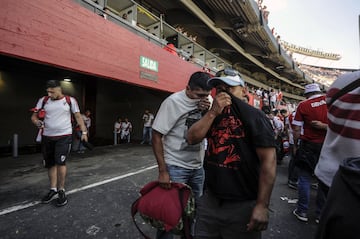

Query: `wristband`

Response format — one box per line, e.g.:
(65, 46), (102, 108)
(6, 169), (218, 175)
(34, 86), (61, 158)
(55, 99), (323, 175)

(82, 132), (88, 135)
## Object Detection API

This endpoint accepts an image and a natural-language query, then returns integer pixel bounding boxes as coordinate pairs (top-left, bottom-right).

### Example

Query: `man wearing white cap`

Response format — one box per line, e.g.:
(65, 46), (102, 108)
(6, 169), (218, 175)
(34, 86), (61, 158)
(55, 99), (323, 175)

(292, 83), (328, 223)
(187, 68), (277, 238)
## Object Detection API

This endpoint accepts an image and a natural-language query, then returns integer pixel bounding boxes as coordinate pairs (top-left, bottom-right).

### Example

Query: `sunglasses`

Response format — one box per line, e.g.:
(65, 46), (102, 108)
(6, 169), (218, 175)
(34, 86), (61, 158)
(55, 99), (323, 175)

(215, 68), (240, 77)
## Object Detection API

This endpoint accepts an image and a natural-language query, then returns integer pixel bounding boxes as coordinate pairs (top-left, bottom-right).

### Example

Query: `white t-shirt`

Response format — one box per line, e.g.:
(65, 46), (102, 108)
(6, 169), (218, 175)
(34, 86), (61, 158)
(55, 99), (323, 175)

(152, 89), (210, 169)
(270, 92), (277, 103)
(272, 116), (284, 132)
(35, 96), (80, 137)
(114, 122), (121, 133)
(143, 113), (154, 127)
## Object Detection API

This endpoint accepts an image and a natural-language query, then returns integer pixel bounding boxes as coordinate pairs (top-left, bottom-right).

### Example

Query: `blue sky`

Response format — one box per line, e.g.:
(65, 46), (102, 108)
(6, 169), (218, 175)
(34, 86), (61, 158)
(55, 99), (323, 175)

(264, 0), (360, 69)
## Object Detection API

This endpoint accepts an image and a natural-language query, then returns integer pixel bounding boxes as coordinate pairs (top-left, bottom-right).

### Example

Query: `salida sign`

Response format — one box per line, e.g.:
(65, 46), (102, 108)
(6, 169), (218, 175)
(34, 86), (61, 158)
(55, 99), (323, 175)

(139, 56), (158, 82)
(140, 56), (158, 72)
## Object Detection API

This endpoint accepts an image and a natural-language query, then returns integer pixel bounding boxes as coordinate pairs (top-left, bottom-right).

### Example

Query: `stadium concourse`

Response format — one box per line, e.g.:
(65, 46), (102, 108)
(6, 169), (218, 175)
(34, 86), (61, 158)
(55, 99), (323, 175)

(0, 1), (357, 238)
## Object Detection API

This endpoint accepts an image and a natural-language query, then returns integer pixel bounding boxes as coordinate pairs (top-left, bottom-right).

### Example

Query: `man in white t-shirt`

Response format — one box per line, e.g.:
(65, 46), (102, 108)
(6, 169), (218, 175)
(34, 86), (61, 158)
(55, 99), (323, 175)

(152, 71), (212, 239)
(141, 109), (154, 145)
(31, 80), (88, 207)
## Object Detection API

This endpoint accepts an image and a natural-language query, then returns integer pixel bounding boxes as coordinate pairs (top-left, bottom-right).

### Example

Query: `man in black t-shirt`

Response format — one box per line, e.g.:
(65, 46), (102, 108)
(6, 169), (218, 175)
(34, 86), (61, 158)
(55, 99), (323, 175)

(187, 68), (277, 239)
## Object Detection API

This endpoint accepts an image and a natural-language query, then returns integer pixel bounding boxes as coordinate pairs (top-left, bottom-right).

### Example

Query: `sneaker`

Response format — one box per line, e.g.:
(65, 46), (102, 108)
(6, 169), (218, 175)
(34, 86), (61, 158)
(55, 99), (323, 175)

(288, 181), (298, 190)
(41, 189), (58, 204)
(293, 209), (308, 222)
(57, 189), (68, 207)
(311, 182), (318, 190)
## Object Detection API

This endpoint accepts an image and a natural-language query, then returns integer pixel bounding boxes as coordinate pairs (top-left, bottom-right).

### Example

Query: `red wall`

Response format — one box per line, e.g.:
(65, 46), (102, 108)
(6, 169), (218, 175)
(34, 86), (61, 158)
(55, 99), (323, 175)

(0, 0), (201, 92)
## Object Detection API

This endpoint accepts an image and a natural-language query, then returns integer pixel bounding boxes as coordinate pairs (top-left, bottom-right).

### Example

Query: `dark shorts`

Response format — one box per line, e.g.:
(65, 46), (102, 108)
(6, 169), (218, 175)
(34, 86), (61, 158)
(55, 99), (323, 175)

(41, 135), (72, 168)
(195, 191), (261, 239)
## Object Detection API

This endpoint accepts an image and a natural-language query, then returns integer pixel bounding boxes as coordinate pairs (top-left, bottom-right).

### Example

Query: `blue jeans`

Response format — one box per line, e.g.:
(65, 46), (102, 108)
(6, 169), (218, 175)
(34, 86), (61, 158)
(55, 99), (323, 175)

(76, 131), (86, 151)
(288, 144), (298, 183)
(156, 164), (205, 239)
(166, 164), (204, 199)
(142, 126), (152, 143)
(297, 168), (312, 213)
(297, 168), (327, 217)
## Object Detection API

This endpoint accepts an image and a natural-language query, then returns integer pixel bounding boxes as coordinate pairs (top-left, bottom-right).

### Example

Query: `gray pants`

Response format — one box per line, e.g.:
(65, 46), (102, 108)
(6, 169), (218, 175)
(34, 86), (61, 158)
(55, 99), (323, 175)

(195, 191), (261, 239)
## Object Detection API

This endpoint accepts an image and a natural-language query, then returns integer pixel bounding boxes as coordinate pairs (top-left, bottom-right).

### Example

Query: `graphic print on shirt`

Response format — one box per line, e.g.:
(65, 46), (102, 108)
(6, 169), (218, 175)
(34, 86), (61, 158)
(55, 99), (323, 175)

(181, 109), (203, 151)
(207, 106), (244, 166)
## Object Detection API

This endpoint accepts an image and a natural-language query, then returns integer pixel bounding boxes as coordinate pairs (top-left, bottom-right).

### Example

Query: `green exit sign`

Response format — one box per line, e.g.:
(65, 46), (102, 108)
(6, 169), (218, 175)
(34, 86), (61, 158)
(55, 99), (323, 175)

(140, 56), (158, 72)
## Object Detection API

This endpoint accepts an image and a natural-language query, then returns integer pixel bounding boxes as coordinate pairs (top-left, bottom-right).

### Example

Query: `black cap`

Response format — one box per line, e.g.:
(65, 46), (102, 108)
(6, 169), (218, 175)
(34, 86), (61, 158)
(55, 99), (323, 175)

(46, 80), (61, 88)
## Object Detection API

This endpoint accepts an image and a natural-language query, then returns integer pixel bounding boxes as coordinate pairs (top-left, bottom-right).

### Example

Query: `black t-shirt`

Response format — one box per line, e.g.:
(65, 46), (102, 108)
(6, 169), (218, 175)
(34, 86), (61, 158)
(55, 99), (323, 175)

(205, 96), (276, 201)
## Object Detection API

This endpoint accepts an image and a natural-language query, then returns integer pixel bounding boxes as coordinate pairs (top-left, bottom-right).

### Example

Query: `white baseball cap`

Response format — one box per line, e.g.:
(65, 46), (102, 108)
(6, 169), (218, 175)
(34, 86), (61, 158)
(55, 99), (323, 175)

(304, 83), (321, 94)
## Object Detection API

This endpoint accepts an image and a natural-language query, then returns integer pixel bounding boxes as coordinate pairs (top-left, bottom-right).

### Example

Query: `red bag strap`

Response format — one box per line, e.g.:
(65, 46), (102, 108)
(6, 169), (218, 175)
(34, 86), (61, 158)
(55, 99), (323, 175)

(131, 181), (160, 239)
(131, 198), (152, 239)
(65, 95), (72, 109)
(41, 96), (50, 109)
(41, 95), (72, 109)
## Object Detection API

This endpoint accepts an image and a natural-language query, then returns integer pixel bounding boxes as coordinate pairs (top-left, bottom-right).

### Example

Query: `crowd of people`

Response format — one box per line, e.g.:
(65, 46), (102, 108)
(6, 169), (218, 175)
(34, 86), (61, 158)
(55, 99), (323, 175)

(259, 74), (360, 239)
(114, 117), (133, 144)
(298, 64), (350, 87)
(113, 109), (155, 145)
(149, 68), (359, 239)
(30, 66), (359, 239)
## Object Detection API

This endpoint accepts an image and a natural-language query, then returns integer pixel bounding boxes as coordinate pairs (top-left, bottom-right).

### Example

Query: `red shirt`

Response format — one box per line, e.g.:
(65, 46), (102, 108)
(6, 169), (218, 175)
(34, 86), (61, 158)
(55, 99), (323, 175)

(293, 95), (328, 143)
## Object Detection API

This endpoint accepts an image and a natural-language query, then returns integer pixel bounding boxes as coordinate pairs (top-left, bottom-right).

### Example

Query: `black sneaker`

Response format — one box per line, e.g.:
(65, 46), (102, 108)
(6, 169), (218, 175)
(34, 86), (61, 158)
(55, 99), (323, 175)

(293, 209), (308, 222)
(288, 181), (298, 190)
(311, 182), (318, 190)
(41, 190), (58, 204)
(57, 189), (68, 207)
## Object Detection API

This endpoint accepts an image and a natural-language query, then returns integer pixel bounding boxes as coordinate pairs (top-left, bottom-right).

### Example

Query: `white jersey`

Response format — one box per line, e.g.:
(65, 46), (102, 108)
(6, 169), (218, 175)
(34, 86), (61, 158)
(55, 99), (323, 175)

(152, 90), (212, 169)
(35, 96), (80, 137)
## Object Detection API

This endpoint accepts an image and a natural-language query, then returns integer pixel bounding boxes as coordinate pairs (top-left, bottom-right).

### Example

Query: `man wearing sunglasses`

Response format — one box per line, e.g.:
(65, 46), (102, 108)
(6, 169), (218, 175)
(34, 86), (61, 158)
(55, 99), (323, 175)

(151, 71), (212, 239)
(187, 68), (277, 239)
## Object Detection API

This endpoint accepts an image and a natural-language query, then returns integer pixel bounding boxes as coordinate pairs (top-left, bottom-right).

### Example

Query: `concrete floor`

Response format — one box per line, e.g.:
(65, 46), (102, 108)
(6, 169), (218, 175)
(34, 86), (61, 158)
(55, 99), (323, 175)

(0, 144), (318, 239)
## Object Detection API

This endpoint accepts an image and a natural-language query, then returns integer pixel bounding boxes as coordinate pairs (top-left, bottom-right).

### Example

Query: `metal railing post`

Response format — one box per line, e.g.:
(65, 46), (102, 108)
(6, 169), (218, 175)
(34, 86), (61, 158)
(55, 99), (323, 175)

(114, 131), (117, 145)
(12, 134), (18, 158)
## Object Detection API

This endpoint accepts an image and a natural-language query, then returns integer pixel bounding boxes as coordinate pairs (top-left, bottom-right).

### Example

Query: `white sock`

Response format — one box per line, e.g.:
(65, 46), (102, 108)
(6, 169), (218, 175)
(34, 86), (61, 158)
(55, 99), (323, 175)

(50, 188), (57, 192)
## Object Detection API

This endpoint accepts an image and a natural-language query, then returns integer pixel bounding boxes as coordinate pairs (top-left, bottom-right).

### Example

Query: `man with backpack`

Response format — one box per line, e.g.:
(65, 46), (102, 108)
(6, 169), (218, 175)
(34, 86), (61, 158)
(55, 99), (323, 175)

(31, 80), (88, 207)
